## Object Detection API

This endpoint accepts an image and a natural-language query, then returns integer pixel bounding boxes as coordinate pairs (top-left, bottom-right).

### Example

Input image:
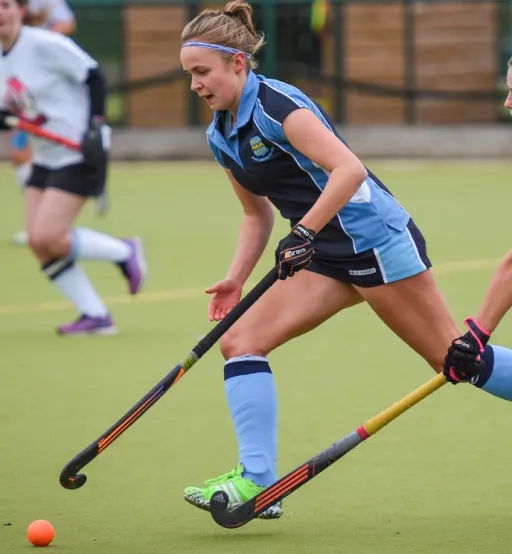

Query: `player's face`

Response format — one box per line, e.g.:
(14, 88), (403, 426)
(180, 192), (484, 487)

(505, 67), (512, 116)
(181, 46), (247, 112)
(0, 0), (22, 42)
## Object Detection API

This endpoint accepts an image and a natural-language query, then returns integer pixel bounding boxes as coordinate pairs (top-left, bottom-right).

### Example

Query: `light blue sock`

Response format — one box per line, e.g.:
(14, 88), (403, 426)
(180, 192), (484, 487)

(224, 355), (278, 487)
(474, 345), (512, 401)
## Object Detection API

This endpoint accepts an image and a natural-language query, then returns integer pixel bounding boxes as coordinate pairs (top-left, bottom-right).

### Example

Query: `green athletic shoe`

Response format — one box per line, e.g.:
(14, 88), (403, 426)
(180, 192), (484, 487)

(184, 464), (283, 520)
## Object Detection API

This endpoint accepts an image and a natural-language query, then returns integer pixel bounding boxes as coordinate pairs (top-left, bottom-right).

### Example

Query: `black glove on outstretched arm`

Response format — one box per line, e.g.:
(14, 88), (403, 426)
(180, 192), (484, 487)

(443, 317), (491, 384)
(275, 223), (316, 280)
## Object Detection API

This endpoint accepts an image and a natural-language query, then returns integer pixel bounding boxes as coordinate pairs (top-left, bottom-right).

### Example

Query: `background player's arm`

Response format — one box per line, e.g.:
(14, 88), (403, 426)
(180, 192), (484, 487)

(282, 108), (367, 234)
(224, 170), (275, 286)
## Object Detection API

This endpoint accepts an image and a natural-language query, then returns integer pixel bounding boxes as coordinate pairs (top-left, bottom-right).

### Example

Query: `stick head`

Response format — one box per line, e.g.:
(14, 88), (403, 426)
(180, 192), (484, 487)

(210, 490), (229, 511)
(60, 472), (87, 490)
(210, 490), (255, 528)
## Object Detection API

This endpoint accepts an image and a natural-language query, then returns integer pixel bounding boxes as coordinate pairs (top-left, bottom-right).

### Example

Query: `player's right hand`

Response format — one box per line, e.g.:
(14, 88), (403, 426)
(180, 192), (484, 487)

(275, 224), (316, 280)
(205, 278), (243, 321)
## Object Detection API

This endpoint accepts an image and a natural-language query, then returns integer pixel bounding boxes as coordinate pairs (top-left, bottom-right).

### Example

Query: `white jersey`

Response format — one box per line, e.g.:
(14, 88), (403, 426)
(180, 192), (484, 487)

(0, 26), (97, 169)
(27, 0), (75, 29)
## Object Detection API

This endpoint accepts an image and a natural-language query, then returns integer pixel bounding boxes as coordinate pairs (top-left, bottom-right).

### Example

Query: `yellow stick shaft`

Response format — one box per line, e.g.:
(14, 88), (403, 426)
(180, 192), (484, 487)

(363, 373), (447, 437)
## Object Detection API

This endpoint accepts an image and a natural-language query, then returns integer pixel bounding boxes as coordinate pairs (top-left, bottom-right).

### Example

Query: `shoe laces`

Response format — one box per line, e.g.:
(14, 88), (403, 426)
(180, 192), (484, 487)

(204, 464), (244, 486)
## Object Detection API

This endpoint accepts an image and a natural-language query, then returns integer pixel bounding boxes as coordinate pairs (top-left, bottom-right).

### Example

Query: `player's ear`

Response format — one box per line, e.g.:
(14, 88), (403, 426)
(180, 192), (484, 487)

(232, 52), (247, 74)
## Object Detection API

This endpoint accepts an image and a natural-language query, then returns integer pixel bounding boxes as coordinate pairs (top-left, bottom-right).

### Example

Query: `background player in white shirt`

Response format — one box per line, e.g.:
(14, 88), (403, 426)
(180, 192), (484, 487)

(10, 0), (75, 245)
(0, 0), (147, 335)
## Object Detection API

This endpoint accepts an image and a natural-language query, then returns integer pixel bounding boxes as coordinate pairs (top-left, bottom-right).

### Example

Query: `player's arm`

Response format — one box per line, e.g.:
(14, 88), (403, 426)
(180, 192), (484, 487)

(84, 66), (107, 123)
(443, 250), (512, 383)
(282, 109), (367, 234)
(443, 67), (512, 383)
(271, 108), (367, 279)
(442, 254), (512, 385)
(474, 250), (512, 333)
(224, 170), (275, 286)
(76, 65), (109, 166)
(42, 36), (109, 164)
(204, 169), (274, 321)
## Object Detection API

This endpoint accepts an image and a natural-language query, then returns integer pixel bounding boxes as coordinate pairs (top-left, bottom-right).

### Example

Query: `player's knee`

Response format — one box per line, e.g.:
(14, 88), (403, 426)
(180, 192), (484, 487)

(28, 230), (49, 256)
(219, 331), (243, 360)
(28, 229), (65, 258)
(220, 329), (267, 361)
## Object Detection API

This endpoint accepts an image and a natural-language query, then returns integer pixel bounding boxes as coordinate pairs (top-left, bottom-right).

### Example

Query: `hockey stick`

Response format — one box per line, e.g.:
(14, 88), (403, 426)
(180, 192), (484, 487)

(6, 115), (111, 217)
(59, 268), (278, 490)
(210, 372), (447, 528)
(5, 115), (80, 151)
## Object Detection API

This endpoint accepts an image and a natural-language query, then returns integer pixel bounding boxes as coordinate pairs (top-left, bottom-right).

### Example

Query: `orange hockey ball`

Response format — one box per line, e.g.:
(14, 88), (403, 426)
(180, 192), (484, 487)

(27, 520), (55, 547)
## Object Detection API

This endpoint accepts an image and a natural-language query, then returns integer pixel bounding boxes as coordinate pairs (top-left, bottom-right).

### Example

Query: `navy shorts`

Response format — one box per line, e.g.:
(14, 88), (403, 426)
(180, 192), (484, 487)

(27, 161), (108, 198)
(306, 219), (431, 287)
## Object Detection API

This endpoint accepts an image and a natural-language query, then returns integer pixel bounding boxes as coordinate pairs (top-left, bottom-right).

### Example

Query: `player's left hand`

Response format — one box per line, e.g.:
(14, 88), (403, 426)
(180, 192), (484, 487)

(443, 317), (491, 384)
(81, 117), (111, 168)
(275, 223), (316, 280)
(205, 278), (243, 321)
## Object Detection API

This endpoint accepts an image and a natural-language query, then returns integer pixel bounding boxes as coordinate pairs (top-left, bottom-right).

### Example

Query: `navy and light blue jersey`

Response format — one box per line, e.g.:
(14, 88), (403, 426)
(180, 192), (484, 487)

(207, 71), (410, 256)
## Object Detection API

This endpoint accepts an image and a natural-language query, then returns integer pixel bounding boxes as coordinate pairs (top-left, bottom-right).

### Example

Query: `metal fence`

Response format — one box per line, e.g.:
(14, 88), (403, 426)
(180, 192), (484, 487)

(68, 0), (512, 127)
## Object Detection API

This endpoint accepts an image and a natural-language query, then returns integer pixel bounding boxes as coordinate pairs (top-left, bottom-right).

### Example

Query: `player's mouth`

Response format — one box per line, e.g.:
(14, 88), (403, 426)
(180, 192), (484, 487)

(202, 94), (214, 104)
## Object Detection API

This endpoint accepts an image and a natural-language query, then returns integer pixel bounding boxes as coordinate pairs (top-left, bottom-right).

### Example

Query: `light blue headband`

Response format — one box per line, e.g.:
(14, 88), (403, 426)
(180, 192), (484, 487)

(182, 41), (253, 61)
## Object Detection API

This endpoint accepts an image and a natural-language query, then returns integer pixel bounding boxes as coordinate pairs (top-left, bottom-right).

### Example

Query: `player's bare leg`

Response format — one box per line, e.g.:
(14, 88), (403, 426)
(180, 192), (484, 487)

(359, 269), (512, 402)
(26, 187), (146, 335)
(26, 187), (114, 334)
(355, 269), (460, 372)
(184, 270), (363, 518)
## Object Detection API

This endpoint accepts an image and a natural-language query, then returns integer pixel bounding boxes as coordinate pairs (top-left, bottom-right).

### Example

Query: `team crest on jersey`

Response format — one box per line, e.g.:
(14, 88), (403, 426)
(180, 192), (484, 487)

(249, 135), (274, 162)
(3, 77), (47, 125)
